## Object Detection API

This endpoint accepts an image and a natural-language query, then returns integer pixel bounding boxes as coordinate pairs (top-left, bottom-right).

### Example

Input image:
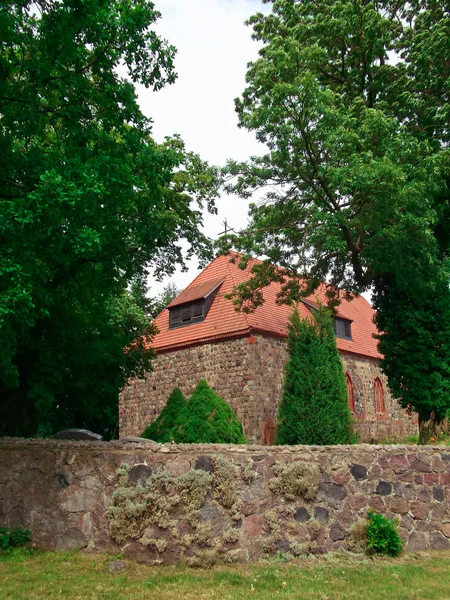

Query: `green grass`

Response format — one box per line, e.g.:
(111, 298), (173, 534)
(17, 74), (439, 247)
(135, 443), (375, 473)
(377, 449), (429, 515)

(2, 549), (450, 599)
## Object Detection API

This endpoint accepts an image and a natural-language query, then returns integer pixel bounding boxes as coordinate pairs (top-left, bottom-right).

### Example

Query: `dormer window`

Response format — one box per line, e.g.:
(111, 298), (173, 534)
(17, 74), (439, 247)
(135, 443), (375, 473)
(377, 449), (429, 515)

(334, 317), (352, 340)
(302, 299), (353, 341)
(169, 300), (205, 328)
(168, 277), (224, 330)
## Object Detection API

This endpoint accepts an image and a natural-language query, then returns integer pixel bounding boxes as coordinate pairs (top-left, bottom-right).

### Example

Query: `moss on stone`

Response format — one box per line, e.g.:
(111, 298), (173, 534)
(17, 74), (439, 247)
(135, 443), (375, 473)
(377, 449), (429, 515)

(268, 461), (320, 500)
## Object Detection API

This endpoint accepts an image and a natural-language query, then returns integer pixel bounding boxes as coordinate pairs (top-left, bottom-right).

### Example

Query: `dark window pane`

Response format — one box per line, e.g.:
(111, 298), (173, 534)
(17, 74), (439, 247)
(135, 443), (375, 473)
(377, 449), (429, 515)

(181, 307), (192, 322)
(334, 318), (352, 340)
(192, 302), (203, 317)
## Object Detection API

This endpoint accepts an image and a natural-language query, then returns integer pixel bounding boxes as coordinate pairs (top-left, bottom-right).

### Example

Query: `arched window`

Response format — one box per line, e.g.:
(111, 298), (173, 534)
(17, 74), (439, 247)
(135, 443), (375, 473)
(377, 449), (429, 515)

(374, 377), (385, 413)
(346, 373), (355, 412)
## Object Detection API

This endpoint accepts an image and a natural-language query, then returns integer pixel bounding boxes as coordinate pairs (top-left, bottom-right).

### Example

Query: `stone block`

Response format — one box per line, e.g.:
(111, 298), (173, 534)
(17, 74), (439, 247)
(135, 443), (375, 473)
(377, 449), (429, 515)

(350, 464), (368, 481)
(61, 487), (98, 513)
(406, 532), (427, 552)
(329, 523), (346, 542)
(314, 507), (329, 523)
(376, 481), (392, 496)
(389, 497), (409, 515)
(294, 507), (310, 523)
(433, 486), (445, 503)
(429, 532), (450, 550)
(410, 501), (428, 520)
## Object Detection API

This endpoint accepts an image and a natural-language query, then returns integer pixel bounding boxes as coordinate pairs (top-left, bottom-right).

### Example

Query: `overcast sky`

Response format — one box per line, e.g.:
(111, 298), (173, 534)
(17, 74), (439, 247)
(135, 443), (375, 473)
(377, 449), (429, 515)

(136, 0), (270, 295)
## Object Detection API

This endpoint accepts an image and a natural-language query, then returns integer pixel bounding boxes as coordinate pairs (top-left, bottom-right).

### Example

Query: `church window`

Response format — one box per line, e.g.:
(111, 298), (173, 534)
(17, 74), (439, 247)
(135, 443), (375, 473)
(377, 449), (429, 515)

(374, 377), (385, 413)
(346, 373), (355, 412)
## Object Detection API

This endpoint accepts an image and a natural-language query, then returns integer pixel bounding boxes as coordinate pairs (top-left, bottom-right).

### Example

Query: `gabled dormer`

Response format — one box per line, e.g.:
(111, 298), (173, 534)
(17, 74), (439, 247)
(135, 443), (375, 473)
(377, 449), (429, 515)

(167, 277), (224, 329)
(302, 299), (353, 341)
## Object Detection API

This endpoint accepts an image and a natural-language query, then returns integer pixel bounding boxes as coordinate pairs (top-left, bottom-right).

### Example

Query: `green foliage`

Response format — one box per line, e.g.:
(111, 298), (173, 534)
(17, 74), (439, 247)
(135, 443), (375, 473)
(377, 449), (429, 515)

(373, 274), (450, 441)
(0, 527), (30, 551)
(276, 306), (354, 445)
(141, 388), (186, 442)
(218, 0), (450, 434)
(366, 511), (403, 557)
(171, 380), (247, 444)
(0, 1), (219, 437)
(148, 283), (181, 320)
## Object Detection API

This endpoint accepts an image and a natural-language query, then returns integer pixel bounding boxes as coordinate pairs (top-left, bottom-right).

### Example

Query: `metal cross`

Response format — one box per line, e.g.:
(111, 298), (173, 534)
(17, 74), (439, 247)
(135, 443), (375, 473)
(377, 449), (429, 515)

(218, 218), (235, 236)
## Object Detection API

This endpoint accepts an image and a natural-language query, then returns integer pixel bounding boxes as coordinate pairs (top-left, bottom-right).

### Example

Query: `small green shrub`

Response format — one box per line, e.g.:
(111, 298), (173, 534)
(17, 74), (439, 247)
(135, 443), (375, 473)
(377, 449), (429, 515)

(0, 527), (31, 551)
(171, 380), (247, 444)
(366, 510), (403, 557)
(141, 388), (186, 442)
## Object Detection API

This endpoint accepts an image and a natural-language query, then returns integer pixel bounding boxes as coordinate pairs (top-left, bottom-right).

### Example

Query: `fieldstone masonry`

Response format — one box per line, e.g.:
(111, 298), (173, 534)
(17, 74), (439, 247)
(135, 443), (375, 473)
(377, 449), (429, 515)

(119, 333), (417, 442)
(1, 438), (448, 564)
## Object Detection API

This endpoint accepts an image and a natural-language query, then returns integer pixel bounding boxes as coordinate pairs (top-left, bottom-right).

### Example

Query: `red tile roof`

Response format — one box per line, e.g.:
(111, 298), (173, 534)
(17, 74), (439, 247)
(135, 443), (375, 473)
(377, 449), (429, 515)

(168, 277), (224, 307)
(151, 252), (380, 359)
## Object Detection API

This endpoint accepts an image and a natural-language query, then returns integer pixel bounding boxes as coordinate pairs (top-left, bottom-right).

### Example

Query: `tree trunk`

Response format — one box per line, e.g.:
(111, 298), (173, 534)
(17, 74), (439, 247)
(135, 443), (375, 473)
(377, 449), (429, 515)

(418, 410), (444, 445)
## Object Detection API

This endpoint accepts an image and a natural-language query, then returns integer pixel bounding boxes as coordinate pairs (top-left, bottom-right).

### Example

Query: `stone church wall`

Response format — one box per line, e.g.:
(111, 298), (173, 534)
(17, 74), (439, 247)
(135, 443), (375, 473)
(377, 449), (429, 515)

(119, 334), (417, 443)
(1, 438), (449, 563)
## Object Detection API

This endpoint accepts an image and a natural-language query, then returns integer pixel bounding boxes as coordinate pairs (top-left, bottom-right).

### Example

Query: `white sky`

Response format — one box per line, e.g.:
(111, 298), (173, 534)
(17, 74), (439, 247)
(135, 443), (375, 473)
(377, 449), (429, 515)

(137, 0), (271, 295)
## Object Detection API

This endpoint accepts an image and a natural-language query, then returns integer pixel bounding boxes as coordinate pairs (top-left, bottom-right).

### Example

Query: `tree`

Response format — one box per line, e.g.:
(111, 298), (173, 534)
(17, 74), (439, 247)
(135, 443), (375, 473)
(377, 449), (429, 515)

(171, 380), (247, 444)
(0, 1), (219, 437)
(373, 274), (450, 444)
(148, 283), (181, 320)
(141, 387), (186, 442)
(220, 0), (450, 441)
(128, 279), (180, 320)
(276, 305), (353, 445)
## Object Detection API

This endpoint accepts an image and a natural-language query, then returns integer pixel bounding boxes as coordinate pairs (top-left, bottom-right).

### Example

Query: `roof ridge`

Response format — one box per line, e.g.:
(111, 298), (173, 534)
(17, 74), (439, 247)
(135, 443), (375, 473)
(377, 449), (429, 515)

(170, 254), (226, 301)
(223, 253), (252, 331)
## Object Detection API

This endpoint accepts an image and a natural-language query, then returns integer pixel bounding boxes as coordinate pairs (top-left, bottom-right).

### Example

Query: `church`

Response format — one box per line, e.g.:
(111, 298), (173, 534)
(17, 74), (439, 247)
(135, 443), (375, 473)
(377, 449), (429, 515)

(119, 252), (417, 443)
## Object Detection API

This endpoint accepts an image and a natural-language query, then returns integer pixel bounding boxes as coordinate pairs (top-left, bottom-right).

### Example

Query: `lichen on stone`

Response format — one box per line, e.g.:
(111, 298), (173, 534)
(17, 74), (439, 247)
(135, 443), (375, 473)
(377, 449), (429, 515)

(177, 469), (211, 514)
(107, 465), (179, 543)
(194, 523), (214, 547)
(268, 461), (320, 500)
(290, 542), (307, 556)
(242, 462), (256, 484)
(347, 519), (368, 553)
(186, 548), (219, 568)
(211, 456), (236, 508)
(222, 528), (239, 543)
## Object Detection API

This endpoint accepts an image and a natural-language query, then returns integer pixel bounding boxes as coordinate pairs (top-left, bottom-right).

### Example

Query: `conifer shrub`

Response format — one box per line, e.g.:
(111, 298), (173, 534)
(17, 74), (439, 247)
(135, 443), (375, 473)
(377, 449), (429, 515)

(141, 387), (186, 442)
(366, 511), (403, 557)
(171, 380), (247, 444)
(276, 304), (354, 445)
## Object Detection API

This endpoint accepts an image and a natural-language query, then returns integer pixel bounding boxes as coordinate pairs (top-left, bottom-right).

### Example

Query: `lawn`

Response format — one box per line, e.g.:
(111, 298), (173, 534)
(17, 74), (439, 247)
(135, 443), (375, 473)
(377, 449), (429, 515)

(1, 550), (450, 600)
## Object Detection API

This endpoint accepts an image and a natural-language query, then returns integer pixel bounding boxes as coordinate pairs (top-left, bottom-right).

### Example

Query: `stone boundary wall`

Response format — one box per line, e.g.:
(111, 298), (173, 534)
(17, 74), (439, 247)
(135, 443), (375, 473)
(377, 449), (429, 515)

(1, 438), (449, 565)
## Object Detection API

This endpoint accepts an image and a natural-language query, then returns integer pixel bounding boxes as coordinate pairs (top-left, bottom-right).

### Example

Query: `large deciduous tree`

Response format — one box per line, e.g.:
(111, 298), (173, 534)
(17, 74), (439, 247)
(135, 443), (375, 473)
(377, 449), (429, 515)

(0, 1), (219, 437)
(220, 0), (450, 442)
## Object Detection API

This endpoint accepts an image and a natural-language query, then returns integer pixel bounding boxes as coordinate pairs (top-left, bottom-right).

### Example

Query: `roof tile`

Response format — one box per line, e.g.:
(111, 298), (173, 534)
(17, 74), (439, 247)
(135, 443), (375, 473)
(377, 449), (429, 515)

(151, 253), (380, 359)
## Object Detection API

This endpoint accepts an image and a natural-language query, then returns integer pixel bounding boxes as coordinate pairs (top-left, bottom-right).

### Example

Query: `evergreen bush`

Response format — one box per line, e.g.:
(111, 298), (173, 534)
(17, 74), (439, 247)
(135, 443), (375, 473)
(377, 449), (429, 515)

(171, 380), (247, 444)
(276, 304), (354, 445)
(366, 511), (403, 556)
(0, 527), (30, 551)
(141, 387), (186, 442)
